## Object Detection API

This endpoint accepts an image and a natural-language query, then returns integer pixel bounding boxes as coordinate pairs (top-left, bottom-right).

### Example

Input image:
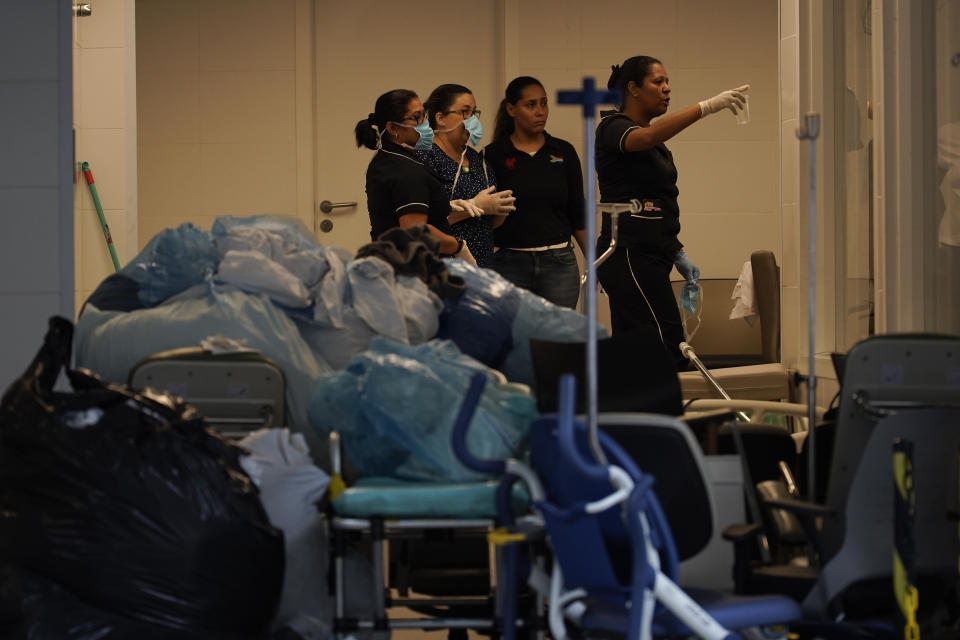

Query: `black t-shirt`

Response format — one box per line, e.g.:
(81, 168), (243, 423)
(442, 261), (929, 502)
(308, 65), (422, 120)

(365, 141), (452, 241)
(485, 133), (585, 249)
(595, 110), (682, 254)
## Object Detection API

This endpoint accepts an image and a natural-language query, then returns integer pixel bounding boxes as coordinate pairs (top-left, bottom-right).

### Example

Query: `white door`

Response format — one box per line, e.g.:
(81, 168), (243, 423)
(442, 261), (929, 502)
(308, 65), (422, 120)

(311, 0), (501, 253)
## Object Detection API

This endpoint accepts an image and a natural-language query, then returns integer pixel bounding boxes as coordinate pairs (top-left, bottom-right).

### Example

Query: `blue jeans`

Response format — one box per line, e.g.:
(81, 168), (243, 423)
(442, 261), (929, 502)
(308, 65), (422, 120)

(489, 245), (580, 309)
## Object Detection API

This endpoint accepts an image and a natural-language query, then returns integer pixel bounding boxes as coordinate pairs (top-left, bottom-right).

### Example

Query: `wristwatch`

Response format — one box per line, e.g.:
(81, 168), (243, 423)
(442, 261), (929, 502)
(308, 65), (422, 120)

(449, 238), (465, 256)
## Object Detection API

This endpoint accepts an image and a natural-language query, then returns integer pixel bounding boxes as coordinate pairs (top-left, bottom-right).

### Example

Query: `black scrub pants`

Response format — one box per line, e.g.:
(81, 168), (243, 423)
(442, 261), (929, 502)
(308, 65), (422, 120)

(596, 243), (687, 371)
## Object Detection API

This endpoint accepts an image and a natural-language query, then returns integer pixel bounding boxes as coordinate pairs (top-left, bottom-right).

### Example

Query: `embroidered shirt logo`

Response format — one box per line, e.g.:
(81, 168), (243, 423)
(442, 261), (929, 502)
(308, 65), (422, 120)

(504, 157), (517, 170)
(549, 155), (564, 164)
(642, 200), (662, 212)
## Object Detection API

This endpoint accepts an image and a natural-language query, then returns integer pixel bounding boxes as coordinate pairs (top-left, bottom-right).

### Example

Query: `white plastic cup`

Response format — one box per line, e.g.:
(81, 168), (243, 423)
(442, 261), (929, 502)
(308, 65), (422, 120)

(735, 94), (750, 125)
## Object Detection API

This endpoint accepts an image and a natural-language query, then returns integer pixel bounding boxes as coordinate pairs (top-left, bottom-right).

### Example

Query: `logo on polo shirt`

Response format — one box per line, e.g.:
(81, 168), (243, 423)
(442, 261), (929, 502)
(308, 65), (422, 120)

(549, 155), (564, 164)
(504, 157), (517, 170)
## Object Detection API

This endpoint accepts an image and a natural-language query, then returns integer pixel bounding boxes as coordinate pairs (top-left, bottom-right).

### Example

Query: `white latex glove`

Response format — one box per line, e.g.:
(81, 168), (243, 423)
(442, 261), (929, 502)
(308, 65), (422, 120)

(455, 241), (477, 265)
(450, 198), (483, 218)
(699, 84), (749, 117)
(469, 185), (516, 216)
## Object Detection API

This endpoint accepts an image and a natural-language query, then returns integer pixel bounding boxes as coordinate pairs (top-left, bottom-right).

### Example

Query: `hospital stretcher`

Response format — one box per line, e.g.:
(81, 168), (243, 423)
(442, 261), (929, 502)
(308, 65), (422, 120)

(325, 429), (546, 639)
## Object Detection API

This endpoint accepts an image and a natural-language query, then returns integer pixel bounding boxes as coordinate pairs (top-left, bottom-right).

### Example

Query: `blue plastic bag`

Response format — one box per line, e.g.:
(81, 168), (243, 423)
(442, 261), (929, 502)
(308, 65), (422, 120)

(121, 223), (217, 307)
(443, 261), (607, 386)
(308, 337), (537, 482)
(435, 261), (522, 369)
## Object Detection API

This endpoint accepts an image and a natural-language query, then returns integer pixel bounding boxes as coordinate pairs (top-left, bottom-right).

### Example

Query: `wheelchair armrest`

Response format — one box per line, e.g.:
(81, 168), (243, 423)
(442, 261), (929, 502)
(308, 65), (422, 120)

(761, 497), (834, 563)
(723, 522), (762, 543)
(723, 522), (762, 593)
(762, 497), (835, 518)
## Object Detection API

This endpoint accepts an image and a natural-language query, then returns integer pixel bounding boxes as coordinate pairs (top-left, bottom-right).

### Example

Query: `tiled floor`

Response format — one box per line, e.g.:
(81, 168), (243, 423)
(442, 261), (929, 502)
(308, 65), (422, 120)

(387, 593), (487, 640)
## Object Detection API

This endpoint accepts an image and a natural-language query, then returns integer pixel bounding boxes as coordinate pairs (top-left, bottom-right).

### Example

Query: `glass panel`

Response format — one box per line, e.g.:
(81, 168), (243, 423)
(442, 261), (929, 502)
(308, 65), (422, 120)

(834, 0), (875, 350)
(932, 0), (960, 334)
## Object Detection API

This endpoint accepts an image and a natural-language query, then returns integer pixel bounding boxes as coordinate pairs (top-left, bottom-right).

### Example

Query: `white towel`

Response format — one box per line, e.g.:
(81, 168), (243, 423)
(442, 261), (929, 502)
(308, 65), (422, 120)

(729, 260), (758, 326)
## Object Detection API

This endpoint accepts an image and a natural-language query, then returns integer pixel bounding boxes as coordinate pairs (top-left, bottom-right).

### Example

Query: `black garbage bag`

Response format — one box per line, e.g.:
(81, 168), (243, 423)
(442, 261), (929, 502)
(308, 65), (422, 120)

(0, 316), (284, 639)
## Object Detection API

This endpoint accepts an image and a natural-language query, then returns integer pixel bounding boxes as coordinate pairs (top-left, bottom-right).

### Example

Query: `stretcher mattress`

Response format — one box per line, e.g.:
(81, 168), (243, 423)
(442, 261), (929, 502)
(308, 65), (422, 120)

(332, 477), (529, 518)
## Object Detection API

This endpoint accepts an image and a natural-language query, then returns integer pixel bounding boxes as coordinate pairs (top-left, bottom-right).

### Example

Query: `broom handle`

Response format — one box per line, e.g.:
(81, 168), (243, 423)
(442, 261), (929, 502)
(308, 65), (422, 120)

(81, 161), (121, 272)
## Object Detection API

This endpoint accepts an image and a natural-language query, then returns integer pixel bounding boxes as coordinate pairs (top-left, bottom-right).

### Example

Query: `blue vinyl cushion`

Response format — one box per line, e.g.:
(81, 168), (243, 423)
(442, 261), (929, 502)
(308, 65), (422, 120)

(332, 477), (529, 519)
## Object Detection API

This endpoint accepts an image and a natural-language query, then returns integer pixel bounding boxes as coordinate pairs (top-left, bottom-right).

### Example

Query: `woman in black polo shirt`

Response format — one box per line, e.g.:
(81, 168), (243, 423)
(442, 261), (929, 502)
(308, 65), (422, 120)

(355, 89), (476, 263)
(485, 76), (586, 309)
(596, 56), (747, 368)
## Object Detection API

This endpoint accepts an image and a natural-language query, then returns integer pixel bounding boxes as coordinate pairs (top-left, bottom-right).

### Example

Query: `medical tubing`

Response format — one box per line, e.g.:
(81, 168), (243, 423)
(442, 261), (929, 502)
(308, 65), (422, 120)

(451, 373), (505, 475)
(80, 161), (121, 272)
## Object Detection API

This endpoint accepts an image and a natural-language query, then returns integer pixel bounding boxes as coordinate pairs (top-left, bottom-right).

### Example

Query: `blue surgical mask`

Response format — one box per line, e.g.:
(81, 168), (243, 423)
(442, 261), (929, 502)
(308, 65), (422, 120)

(413, 120), (434, 150)
(393, 120), (434, 151)
(463, 115), (483, 147)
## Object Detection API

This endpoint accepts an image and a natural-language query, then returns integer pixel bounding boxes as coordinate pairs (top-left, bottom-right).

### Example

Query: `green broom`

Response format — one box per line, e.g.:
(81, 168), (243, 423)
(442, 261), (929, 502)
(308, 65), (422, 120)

(80, 161), (121, 272)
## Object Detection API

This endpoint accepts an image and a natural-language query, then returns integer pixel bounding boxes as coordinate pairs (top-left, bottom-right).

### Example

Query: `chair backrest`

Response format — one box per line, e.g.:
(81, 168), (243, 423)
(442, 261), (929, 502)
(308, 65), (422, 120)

(803, 407), (960, 617)
(128, 346), (287, 437)
(822, 333), (960, 557)
(716, 422), (798, 484)
(597, 414), (716, 562)
(750, 250), (781, 364)
(529, 327), (682, 415)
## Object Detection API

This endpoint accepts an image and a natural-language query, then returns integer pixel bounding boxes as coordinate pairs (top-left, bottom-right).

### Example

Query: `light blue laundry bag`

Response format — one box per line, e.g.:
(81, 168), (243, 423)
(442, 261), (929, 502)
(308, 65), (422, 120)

(308, 337), (537, 482)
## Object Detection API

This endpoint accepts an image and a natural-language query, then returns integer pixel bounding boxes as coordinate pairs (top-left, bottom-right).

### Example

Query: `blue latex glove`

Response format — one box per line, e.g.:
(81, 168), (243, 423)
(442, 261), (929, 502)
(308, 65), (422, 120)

(679, 281), (700, 314)
(674, 250), (700, 284)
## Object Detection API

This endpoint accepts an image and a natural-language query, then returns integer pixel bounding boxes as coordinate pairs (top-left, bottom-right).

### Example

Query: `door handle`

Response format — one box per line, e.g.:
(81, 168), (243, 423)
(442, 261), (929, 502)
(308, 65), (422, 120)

(318, 200), (357, 214)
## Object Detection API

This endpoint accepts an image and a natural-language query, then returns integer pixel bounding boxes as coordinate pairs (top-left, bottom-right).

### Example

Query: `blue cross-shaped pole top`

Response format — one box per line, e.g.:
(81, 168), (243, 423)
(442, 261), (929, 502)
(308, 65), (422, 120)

(556, 77), (622, 116)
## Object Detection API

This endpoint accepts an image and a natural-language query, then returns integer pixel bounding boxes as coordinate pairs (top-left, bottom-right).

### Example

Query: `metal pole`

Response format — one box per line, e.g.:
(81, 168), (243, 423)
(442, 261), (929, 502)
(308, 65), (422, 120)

(583, 110), (601, 463)
(557, 78), (620, 466)
(679, 342), (751, 422)
(797, 113), (820, 502)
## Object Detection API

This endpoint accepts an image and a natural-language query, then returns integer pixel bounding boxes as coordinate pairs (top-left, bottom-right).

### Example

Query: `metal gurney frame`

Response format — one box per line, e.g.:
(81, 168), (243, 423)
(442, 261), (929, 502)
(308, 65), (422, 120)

(324, 429), (547, 639)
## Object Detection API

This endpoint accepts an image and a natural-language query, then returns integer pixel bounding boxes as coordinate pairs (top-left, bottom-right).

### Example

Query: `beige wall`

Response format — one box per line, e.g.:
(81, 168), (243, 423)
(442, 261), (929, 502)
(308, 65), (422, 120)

(135, 0), (307, 246)
(73, 0), (137, 316)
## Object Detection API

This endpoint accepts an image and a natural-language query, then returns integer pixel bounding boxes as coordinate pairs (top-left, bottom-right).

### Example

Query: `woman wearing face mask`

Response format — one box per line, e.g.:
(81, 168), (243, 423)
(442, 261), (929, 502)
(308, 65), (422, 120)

(417, 84), (516, 268)
(484, 76), (586, 309)
(355, 89), (477, 264)
(597, 56), (747, 369)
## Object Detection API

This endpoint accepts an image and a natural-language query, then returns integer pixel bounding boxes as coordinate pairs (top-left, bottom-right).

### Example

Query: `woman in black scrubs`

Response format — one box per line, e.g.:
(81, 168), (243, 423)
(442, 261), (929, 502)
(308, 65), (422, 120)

(355, 89), (476, 264)
(596, 56), (747, 369)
